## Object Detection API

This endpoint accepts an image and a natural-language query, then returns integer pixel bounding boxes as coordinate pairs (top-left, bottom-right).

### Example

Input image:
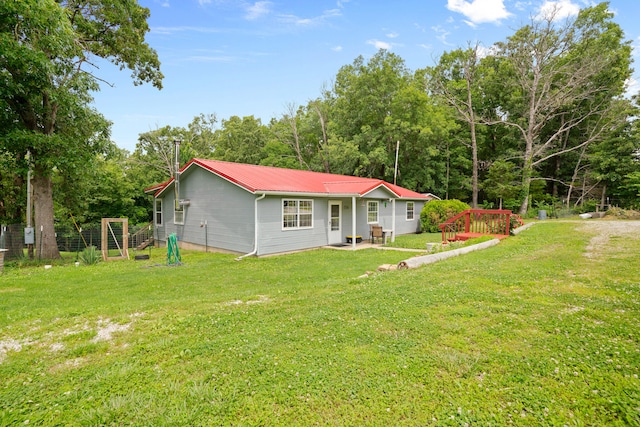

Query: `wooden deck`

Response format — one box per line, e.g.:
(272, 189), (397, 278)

(439, 209), (519, 243)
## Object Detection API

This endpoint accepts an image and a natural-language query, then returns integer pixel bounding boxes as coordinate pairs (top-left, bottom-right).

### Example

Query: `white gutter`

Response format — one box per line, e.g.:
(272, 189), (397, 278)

(236, 193), (267, 260)
(391, 198), (396, 242)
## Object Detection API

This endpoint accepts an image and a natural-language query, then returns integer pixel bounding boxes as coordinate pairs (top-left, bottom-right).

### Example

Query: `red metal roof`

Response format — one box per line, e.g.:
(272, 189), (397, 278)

(150, 159), (433, 200)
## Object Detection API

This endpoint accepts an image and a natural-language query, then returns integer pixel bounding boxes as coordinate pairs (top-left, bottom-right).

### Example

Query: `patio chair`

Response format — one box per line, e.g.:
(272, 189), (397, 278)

(370, 225), (384, 244)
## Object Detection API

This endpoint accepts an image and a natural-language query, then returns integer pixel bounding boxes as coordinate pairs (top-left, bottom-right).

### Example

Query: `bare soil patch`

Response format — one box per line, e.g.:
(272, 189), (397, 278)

(578, 220), (640, 258)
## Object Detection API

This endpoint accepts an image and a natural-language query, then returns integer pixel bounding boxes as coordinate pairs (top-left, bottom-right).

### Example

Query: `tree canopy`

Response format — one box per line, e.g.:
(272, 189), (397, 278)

(0, 0), (162, 258)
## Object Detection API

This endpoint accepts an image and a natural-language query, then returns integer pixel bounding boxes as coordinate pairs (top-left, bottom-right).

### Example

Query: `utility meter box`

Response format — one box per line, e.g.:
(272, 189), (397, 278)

(24, 227), (34, 245)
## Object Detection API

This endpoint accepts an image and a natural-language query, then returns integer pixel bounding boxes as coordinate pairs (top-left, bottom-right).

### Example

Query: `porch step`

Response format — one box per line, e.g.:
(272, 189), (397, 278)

(136, 237), (154, 251)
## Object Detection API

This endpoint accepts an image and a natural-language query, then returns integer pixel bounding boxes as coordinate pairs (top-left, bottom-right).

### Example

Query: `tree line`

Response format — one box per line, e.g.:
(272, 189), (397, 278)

(1, 1), (639, 259)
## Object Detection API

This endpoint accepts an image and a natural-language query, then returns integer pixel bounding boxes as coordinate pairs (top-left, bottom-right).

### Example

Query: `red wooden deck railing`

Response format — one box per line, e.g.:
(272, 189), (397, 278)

(439, 209), (520, 243)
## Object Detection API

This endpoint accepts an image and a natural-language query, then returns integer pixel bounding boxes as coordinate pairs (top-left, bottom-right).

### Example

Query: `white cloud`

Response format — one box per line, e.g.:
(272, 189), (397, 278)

(367, 39), (392, 50)
(513, 1), (531, 12)
(245, 1), (272, 20)
(431, 25), (453, 46)
(277, 8), (341, 26)
(625, 77), (639, 98)
(536, 0), (580, 21)
(152, 26), (225, 35)
(477, 44), (498, 58)
(446, 0), (512, 25)
(386, 32), (399, 38)
(332, 45), (343, 52)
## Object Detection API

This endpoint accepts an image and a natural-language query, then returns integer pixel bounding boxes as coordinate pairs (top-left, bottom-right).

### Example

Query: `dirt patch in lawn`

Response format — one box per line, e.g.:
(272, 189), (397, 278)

(579, 220), (640, 259)
(0, 339), (22, 363)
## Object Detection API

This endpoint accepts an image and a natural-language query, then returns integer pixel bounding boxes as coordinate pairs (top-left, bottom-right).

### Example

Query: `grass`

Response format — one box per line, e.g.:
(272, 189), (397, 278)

(383, 232), (442, 249)
(1, 221), (639, 426)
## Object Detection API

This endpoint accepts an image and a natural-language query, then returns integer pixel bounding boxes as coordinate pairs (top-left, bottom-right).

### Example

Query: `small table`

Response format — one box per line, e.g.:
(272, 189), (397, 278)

(346, 235), (362, 244)
(382, 230), (393, 244)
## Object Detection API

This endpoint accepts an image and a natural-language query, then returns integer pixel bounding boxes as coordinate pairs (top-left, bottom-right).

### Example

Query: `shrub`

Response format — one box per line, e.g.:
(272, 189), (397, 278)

(79, 246), (101, 265)
(420, 199), (471, 233)
(606, 207), (640, 219)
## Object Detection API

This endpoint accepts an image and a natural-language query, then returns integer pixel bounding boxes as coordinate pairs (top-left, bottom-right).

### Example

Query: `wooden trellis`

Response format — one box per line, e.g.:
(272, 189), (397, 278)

(101, 218), (129, 261)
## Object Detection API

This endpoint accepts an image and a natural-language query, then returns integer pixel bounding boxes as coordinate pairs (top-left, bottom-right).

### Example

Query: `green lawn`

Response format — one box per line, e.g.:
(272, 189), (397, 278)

(1, 221), (639, 426)
(383, 231), (443, 249)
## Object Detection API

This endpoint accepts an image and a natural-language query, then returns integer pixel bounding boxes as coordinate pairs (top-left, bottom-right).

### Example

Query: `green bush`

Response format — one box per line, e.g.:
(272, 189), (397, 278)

(420, 199), (471, 233)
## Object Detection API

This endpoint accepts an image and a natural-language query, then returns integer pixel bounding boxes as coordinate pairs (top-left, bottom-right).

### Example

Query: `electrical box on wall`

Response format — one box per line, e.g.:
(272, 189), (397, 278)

(24, 227), (34, 245)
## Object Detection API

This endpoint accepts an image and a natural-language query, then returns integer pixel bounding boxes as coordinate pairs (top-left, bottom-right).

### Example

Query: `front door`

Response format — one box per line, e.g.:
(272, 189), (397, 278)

(328, 201), (342, 244)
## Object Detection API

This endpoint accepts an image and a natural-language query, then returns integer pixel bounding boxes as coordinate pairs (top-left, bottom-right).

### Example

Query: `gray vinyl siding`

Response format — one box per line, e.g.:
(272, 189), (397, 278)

(257, 197), (331, 256)
(363, 187), (394, 200)
(154, 199), (166, 246)
(354, 198), (394, 237)
(394, 200), (426, 235)
(352, 199), (426, 239)
(158, 167), (255, 254)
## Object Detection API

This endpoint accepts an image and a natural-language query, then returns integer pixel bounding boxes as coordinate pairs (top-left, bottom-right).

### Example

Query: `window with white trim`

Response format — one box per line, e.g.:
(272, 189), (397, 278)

(174, 207), (184, 225)
(282, 199), (313, 229)
(406, 201), (415, 221)
(367, 201), (379, 224)
(174, 198), (185, 225)
(154, 199), (163, 226)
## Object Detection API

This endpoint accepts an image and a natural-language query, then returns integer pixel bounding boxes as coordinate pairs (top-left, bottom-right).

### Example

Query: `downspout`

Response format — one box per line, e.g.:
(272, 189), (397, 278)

(391, 198), (396, 242)
(236, 193), (266, 260)
(352, 196), (357, 250)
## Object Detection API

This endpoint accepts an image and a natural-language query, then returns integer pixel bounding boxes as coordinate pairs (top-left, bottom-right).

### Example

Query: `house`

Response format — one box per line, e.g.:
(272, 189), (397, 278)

(146, 159), (437, 257)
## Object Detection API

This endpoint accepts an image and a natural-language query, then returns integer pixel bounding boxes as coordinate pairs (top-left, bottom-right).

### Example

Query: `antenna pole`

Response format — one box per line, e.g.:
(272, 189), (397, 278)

(394, 140), (400, 185)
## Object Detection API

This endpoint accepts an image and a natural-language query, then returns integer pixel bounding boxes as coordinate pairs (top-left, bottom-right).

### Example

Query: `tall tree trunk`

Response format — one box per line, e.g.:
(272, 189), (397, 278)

(600, 183), (607, 210)
(313, 103), (330, 173)
(466, 64), (479, 208)
(519, 171), (531, 215)
(470, 123), (478, 208)
(552, 156), (561, 198)
(566, 145), (587, 207)
(518, 145), (534, 215)
(32, 165), (60, 259)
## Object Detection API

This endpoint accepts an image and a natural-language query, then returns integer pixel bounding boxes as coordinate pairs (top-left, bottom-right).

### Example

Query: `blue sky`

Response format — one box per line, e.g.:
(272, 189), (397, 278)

(90, 0), (640, 152)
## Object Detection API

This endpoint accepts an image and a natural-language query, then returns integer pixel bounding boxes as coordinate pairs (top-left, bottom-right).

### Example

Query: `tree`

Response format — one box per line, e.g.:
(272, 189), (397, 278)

(482, 160), (521, 209)
(328, 50), (454, 194)
(213, 116), (268, 165)
(0, 0), (162, 258)
(429, 44), (485, 207)
(587, 100), (640, 208)
(135, 126), (188, 181)
(331, 50), (412, 179)
(133, 114), (217, 184)
(488, 2), (632, 214)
